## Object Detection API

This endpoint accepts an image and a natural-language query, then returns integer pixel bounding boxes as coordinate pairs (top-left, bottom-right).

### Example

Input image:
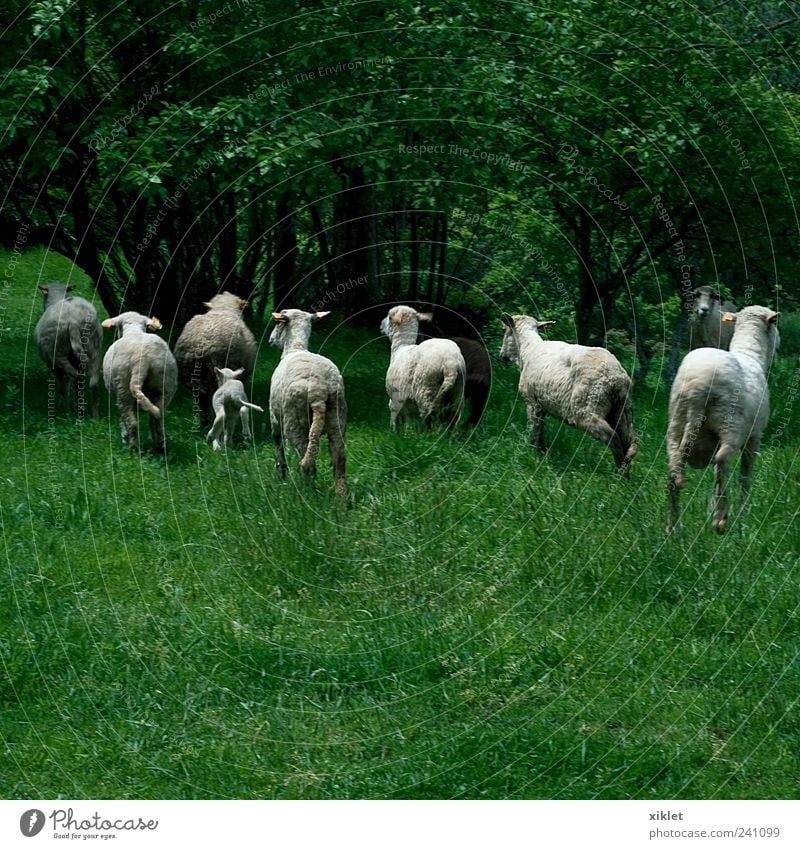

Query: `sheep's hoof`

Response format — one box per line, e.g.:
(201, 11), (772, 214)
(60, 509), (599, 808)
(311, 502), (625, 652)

(334, 480), (349, 502)
(713, 518), (727, 534)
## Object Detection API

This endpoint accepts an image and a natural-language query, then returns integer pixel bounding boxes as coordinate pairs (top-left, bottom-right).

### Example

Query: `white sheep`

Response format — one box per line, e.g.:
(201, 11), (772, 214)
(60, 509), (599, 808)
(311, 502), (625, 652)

(688, 285), (737, 350)
(667, 305), (780, 533)
(268, 309), (347, 497)
(102, 312), (178, 452)
(380, 305), (466, 429)
(206, 367), (264, 451)
(173, 292), (257, 422)
(34, 283), (102, 417)
(499, 313), (637, 475)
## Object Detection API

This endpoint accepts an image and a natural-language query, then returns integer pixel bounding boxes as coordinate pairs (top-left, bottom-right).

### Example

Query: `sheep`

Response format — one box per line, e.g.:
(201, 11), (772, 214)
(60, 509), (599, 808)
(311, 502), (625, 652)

(688, 285), (737, 350)
(417, 327), (492, 425)
(34, 283), (102, 417)
(666, 305), (780, 533)
(102, 312), (178, 452)
(206, 367), (264, 451)
(268, 309), (348, 497)
(380, 305), (466, 430)
(499, 313), (637, 475)
(173, 292), (257, 423)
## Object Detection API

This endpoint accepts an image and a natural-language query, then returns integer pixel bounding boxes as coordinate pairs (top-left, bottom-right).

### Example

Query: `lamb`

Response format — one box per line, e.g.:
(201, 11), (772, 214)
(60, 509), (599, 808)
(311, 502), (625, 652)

(380, 305), (466, 430)
(173, 292), (257, 422)
(102, 312), (178, 452)
(499, 313), (637, 475)
(688, 285), (737, 350)
(206, 367), (264, 451)
(34, 283), (102, 417)
(666, 305), (780, 533)
(268, 309), (348, 497)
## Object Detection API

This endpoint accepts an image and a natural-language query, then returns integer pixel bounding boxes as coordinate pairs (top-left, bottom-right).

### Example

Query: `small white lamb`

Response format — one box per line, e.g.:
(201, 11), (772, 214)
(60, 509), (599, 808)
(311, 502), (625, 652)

(269, 309), (347, 497)
(206, 367), (264, 451)
(500, 313), (637, 475)
(667, 305), (780, 533)
(102, 312), (177, 452)
(380, 305), (465, 429)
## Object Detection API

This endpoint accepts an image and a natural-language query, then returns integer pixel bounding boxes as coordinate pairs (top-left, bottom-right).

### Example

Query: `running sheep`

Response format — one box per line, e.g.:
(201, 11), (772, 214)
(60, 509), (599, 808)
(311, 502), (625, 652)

(269, 309), (348, 497)
(34, 283), (102, 417)
(667, 305), (780, 533)
(417, 327), (492, 426)
(173, 292), (257, 422)
(102, 312), (177, 452)
(380, 305), (465, 429)
(500, 313), (637, 475)
(206, 367), (264, 451)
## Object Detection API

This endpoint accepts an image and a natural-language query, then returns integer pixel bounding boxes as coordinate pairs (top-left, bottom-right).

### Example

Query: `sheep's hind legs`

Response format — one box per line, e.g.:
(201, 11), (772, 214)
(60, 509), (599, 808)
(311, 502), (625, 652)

(527, 402), (546, 451)
(736, 441), (759, 525)
(273, 430), (288, 479)
(149, 399), (166, 453)
(709, 442), (738, 533)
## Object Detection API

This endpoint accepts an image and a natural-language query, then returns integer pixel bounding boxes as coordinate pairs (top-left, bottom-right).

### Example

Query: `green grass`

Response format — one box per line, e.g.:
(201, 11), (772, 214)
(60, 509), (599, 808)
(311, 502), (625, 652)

(1, 246), (798, 799)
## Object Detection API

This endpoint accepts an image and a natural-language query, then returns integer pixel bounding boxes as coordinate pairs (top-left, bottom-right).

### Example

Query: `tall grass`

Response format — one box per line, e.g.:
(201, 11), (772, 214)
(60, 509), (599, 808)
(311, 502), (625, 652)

(1, 247), (798, 799)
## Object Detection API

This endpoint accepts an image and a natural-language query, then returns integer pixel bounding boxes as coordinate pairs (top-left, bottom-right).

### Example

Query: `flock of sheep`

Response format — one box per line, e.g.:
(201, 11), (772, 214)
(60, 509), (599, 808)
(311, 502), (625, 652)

(33, 282), (780, 532)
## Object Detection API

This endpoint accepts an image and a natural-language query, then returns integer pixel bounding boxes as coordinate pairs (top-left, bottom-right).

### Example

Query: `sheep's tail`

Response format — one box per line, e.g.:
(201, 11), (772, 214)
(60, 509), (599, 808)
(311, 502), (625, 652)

(240, 401), (264, 413)
(67, 321), (90, 373)
(433, 363), (461, 408)
(300, 402), (326, 472)
(129, 373), (161, 418)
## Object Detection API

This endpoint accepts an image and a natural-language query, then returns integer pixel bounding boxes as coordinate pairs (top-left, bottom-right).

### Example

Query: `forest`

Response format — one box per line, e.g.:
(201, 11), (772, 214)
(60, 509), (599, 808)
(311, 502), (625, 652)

(2, 1), (799, 804)
(3, 1), (799, 357)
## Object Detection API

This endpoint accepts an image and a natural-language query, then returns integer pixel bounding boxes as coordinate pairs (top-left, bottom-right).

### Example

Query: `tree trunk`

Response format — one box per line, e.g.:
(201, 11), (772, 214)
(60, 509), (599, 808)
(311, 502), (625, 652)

(309, 201), (337, 293)
(274, 191), (297, 310)
(69, 149), (119, 315)
(409, 210), (419, 300)
(436, 213), (447, 304)
(426, 213), (438, 300)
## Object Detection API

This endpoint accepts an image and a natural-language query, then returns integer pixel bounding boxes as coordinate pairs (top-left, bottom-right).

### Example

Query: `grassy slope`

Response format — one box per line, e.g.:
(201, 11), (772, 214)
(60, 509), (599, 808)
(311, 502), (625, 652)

(0, 246), (798, 799)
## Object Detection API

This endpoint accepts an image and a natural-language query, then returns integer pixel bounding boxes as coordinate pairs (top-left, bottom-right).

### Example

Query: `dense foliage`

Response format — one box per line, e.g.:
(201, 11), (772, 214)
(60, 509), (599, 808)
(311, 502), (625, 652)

(2, 2), (799, 358)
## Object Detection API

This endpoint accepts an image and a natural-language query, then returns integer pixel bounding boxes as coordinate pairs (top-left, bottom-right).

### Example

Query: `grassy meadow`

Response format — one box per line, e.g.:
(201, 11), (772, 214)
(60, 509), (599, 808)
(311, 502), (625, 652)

(1, 246), (798, 799)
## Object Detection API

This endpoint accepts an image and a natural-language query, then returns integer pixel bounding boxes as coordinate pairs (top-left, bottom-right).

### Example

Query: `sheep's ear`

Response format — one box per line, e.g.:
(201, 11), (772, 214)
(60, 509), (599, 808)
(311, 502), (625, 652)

(537, 319), (557, 329)
(416, 312), (433, 322)
(312, 311), (331, 321)
(767, 311), (780, 325)
(238, 299), (248, 310)
(271, 311), (288, 323)
(214, 367), (223, 376)
(231, 367), (245, 377)
(148, 316), (162, 331)
(38, 285), (49, 294)
(500, 312), (514, 328)
(101, 317), (118, 329)
(721, 312), (736, 323)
